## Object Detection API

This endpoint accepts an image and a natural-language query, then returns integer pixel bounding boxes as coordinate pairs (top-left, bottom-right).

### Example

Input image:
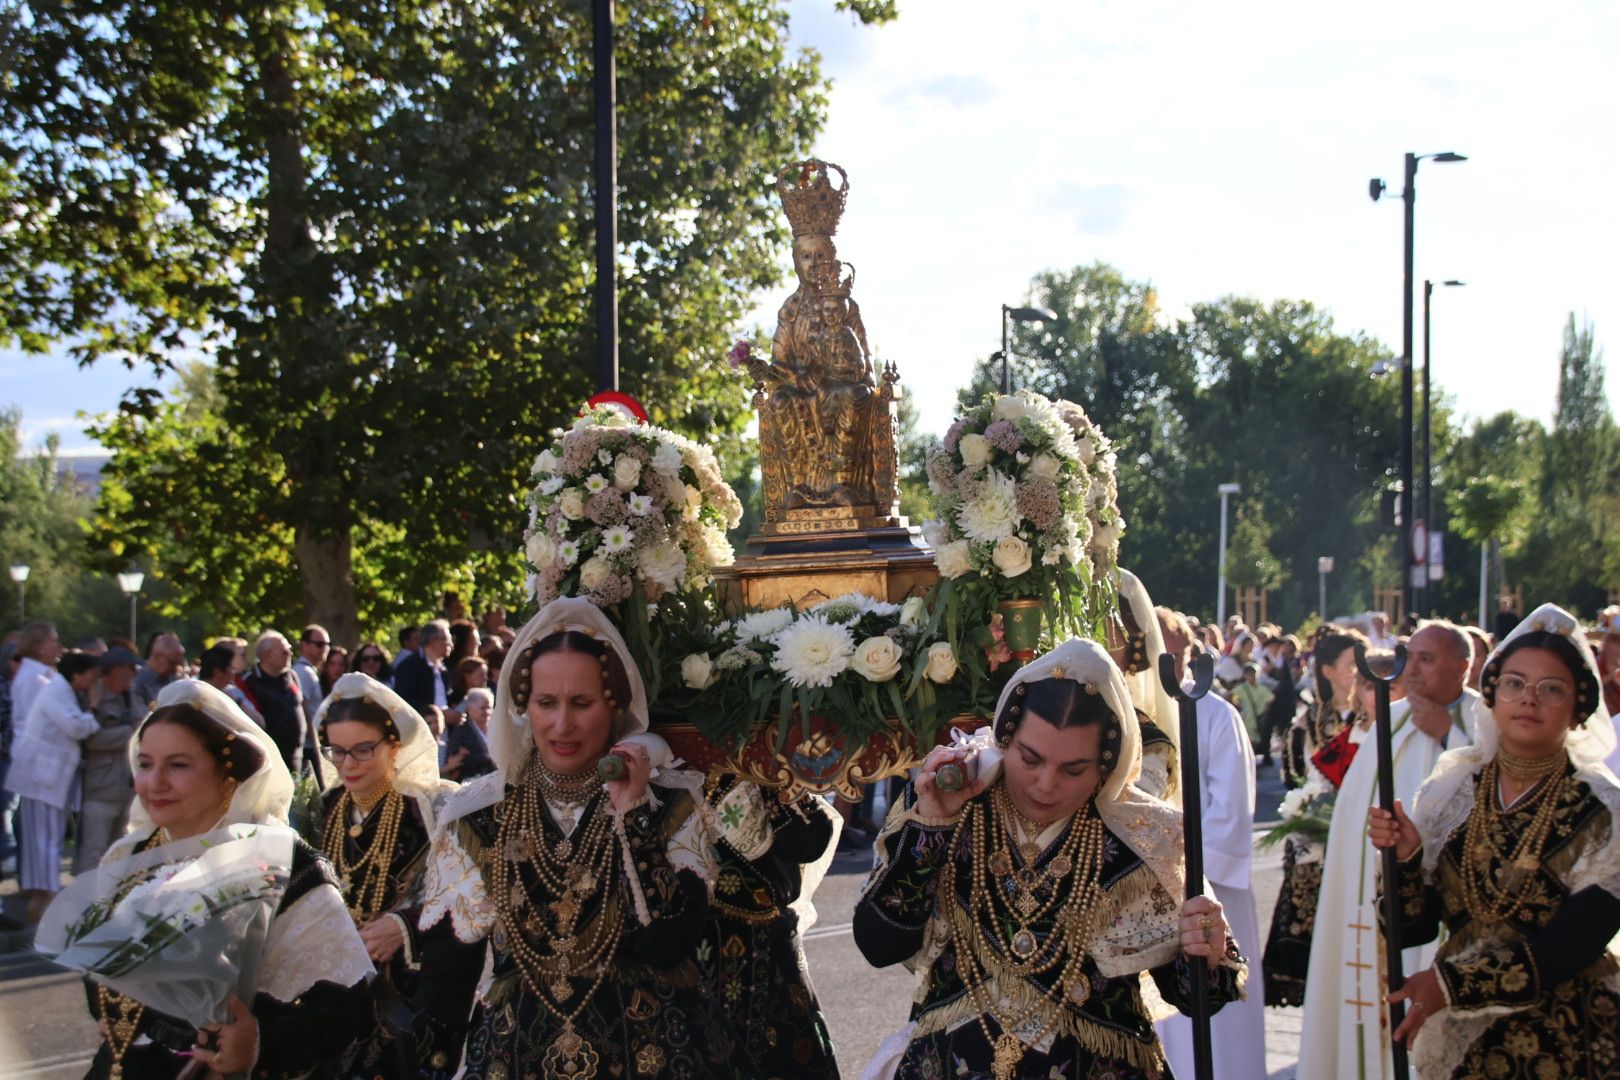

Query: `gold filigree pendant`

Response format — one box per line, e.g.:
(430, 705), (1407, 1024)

(541, 1021), (600, 1080)
(1011, 927), (1038, 959)
(992, 1032), (1025, 1080)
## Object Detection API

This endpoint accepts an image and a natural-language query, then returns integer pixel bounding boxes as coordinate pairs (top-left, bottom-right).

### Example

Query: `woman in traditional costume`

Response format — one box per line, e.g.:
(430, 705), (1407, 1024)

(699, 775), (841, 1079)
(854, 639), (1245, 1080)
(1262, 626), (1364, 1006)
(1370, 603), (1620, 1078)
(414, 596), (752, 1079)
(316, 673), (471, 1078)
(78, 679), (374, 1078)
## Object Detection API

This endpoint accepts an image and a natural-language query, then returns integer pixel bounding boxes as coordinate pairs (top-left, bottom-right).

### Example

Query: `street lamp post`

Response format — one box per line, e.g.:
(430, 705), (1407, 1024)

(1318, 556), (1336, 619)
(592, 0), (618, 392)
(8, 564), (28, 620)
(997, 304), (1060, 393)
(1216, 483), (1241, 627)
(1420, 278), (1466, 617)
(1370, 150), (1466, 620)
(117, 571), (145, 644)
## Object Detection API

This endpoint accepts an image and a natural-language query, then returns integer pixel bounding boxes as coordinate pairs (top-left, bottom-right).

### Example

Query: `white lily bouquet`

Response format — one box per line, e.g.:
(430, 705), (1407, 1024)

(35, 824), (296, 1028)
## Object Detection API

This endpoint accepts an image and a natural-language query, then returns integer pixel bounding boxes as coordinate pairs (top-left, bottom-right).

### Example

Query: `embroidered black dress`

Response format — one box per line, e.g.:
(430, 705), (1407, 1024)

(1263, 703), (1347, 1006)
(415, 778), (758, 1080)
(699, 780), (839, 1080)
(853, 786), (1243, 1080)
(1387, 760), (1620, 1079)
(319, 787), (481, 1079)
(83, 835), (372, 1080)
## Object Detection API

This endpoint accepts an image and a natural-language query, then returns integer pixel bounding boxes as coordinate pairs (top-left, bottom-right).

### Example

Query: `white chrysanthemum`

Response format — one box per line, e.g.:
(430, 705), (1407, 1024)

(813, 592), (899, 621)
(770, 615), (855, 689)
(627, 493), (654, 515)
(957, 469), (1020, 542)
(596, 449), (614, 465)
(537, 475), (565, 496)
(584, 473), (610, 494)
(601, 526), (633, 553)
(734, 607), (794, 643)
(651, 439), (683, 476)
(557, 540), (581, 566)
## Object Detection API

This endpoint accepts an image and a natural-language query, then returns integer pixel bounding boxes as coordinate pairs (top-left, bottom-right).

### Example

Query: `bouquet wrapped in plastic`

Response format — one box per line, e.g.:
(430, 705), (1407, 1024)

(35, 823), (296, 1028)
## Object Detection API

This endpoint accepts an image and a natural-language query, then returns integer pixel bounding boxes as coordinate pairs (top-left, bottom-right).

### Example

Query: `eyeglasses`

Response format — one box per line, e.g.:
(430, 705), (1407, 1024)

(357, 653), (383, 665)
(1496, 674), (1572, 708)
(305, 638), (331, 649)
(322, 740), (383, 763)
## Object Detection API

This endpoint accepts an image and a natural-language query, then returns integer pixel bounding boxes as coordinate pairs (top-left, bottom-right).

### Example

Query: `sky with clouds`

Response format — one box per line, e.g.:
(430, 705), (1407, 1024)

(3, 0), (1616, 452)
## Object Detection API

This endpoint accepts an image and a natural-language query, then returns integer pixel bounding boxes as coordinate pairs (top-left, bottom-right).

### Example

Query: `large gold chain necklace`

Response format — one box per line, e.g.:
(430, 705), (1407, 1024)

(1461, 756), (1569, 925)
(492, 752), (621, 1080)
(943, 782), (1107, 1080)
(321, 782), (405, 924)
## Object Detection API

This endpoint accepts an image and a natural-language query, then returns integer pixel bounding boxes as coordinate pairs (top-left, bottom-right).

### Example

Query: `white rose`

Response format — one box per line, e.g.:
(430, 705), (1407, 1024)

(525, 532), (557, 568)
(578, 556), (613, 590)
(936, 540), (973, 579)
(991, 535), (1033, 578)
(558, 489), (586, 520)
(925, 642), (959, 684)
(613, 454), (642, 490)
(681, 653), (715, 690)
(850, 635), (903, 682)
(958, 433), (992, 468)
(533, 449), (560, 475)
(900, 596), (927, 628)
(992, 394), (1026, 421)
(1027, 452), (1062, 481)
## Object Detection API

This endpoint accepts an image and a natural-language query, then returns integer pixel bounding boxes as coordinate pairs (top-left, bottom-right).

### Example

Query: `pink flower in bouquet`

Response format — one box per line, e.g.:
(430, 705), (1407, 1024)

(984, 419), (1024, 453)
(985, 613), (1013, 673)
(585, 489), (629, 526)
(942, 418), (968, 454)
(728, 339), (751, 369)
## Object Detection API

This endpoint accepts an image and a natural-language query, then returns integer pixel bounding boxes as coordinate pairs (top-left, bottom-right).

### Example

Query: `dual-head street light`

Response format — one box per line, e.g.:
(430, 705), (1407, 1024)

(1369, 150), (1467, 619)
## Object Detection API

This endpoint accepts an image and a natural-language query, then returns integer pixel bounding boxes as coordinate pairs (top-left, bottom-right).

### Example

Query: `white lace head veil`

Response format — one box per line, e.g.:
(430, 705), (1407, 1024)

(1411, 602), (1616, 869)
(109, 678), (294, 863)
(317, 671), (448, 830)
(991, 638), (1187, 901)
(1115, 567), (1180, 758)
(491, 596), (649, 776)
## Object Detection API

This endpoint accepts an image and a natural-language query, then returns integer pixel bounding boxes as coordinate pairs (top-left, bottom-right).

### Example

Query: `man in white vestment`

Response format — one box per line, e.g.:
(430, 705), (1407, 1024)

(1155, 609), (1267, 1080)
(1297, 622), (1480, 1079)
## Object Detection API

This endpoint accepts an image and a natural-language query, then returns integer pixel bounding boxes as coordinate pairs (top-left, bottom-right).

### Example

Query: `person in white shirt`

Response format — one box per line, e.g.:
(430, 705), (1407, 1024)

(1155, 608), (1267, 1080)
(1297, 621), (1479, 1079)
(10, 620), (62, 744)
(9, 650), (101, 921)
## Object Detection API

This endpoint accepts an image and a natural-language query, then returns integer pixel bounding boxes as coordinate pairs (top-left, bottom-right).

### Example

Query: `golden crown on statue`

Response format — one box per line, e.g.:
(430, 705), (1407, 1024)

(777, 159), (848, 237)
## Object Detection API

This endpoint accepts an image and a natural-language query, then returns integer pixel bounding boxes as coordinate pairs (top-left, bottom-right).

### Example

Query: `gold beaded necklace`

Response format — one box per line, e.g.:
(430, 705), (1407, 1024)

(491, 751), (622, 1080)
(1497, 747), (1567, 785)
(942, 781), (1108, 1080)
(97, 984), (144, 1079)
(321, 782), (406, 923)
(1461, 756), (1569, 925)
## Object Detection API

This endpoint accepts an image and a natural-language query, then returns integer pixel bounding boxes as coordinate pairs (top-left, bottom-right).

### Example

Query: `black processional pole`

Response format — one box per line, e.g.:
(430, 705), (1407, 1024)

(1355, 642), (1411, 1080)
(592, 0), (619, 392)
(1158, 650), (1215, 1080)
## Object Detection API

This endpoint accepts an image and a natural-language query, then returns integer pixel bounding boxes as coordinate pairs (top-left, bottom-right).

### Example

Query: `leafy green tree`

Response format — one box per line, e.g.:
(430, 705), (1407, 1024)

(1224, 504), (1286, 592)
(1, 1), (889, 645)
(0, 410), (130, 640)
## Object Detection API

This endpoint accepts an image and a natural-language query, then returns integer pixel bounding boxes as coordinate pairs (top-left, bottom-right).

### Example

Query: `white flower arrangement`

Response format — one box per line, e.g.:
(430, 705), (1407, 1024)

(671, 592), (967, 748)
(922, 389), (1125, 638)
(524, 404), (744, 608)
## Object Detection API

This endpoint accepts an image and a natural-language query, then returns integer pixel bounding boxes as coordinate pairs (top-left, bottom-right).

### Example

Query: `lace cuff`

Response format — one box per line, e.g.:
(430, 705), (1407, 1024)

(256, 884), (375, 1002)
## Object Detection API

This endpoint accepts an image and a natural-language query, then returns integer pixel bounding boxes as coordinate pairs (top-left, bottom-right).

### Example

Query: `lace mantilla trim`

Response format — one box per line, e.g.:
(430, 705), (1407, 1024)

(255, 883), (375, 1002)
